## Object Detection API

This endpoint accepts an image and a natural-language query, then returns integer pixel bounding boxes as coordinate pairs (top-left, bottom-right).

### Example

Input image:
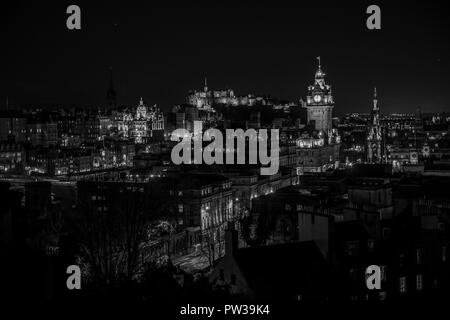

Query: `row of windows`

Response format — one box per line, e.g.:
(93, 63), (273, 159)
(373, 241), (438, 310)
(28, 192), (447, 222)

(411, 247), (447, 264)
(0, 152), (22, 157)
(399, 275), (423, 293)
(285, 204), (306, 212)
(201, 187), (212, 196)
(223, 182), (232, 189)
(169, 190), (183, 196)
(91, 195), (106, 201)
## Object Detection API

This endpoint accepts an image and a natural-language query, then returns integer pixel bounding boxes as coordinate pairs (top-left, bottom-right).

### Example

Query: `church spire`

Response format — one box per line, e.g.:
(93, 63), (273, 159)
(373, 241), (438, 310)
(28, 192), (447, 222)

(373, 87), (378, 111)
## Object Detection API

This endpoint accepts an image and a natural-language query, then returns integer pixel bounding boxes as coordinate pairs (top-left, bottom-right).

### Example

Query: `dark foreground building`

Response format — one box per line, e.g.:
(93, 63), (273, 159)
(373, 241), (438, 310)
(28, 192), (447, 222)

(210, 223), (331, 300)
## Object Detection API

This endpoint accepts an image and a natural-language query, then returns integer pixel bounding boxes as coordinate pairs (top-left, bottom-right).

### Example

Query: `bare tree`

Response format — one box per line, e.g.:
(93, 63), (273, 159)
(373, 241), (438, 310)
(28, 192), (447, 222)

(199, 220), (228, 270)
(77, 182), (172, 285)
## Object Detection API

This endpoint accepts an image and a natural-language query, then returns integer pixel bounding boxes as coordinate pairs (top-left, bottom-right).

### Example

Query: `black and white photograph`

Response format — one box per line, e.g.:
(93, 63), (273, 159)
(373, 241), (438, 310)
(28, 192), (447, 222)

(1, 0), (450, 316)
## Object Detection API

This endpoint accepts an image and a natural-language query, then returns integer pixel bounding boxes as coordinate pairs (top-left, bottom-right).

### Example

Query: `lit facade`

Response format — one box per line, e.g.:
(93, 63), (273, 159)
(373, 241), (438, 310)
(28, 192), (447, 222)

(187, 78), (277, 110)
(117, 98), (165, 143)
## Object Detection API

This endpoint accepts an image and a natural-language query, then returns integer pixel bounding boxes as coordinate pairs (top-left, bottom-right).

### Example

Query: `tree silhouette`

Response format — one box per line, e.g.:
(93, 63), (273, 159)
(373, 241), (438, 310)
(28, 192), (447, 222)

(76, 182), (174, 286)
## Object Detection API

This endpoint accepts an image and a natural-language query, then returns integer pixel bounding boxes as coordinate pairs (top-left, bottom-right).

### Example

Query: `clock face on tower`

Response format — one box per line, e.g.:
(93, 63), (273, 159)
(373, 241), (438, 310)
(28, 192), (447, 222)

(313, 95), (322, 103)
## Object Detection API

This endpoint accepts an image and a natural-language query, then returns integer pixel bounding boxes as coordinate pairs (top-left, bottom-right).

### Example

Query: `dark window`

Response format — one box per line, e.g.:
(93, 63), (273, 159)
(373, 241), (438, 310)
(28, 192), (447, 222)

(345, 240), (359, 256)
(368, 239), (375, 251)
(382, 227), (390, 240)
(416, 248), (422, 265)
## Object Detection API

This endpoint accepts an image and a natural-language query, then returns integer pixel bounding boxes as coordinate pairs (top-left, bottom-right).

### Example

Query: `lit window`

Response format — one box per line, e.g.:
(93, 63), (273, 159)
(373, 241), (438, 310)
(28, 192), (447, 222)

(399, 277), (407, 294)
(416, 249), (422, 265)
(368, 239), (375, 250)
(346, 240), (359, 256)
(416, 274), (423, 291)
(178, 204), (183, 213)
(381, 265), (387, 281)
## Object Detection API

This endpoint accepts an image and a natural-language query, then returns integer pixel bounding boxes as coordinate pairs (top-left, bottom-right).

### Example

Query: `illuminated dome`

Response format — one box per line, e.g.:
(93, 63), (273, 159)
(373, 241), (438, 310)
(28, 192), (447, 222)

(136, 97), (147, 119)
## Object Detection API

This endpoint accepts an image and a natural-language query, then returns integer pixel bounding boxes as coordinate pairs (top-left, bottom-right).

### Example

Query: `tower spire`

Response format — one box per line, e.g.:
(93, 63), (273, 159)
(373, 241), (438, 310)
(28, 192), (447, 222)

(314, 56), (325, 82)
(204, 77), (208, 92)
(368, 87), (382, 163)
(373, 87), (378, 111)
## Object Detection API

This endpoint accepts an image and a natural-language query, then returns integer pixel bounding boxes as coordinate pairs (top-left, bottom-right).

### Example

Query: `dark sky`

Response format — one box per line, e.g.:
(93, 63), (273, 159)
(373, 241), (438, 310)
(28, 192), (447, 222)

(2, 0), (450, 115)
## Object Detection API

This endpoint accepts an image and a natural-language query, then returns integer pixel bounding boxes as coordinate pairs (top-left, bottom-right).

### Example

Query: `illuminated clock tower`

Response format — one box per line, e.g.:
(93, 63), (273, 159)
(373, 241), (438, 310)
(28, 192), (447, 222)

(305, 57), (334, 138)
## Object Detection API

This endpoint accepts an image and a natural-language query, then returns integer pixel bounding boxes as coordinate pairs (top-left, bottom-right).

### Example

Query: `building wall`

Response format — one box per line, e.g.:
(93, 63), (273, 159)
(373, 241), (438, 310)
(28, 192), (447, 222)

(298, 212), (334, 261)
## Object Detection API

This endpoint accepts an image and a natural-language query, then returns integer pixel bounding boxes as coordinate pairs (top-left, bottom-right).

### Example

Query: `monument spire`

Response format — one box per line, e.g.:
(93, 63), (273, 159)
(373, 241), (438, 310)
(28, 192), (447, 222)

(368, 87), (382, 163)
(373, 87), (378, 111)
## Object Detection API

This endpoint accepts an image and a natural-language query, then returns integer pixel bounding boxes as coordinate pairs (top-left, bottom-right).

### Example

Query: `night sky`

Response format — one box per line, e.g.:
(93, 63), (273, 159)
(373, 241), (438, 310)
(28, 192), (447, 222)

(2, 0), (450, 115)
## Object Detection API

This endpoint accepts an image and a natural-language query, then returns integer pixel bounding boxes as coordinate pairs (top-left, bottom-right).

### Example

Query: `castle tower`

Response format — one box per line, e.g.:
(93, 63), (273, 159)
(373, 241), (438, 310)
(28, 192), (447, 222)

(305, 56), (334, 139)
(367, 87), (383, 163)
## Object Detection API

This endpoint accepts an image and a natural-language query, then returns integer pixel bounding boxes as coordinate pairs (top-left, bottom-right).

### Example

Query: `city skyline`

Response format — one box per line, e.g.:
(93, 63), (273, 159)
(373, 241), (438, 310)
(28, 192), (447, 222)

(2, 1), (450, 307)
(3, 1), (450, 114)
